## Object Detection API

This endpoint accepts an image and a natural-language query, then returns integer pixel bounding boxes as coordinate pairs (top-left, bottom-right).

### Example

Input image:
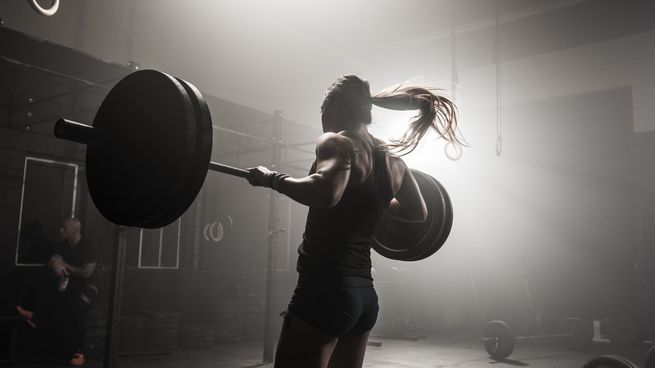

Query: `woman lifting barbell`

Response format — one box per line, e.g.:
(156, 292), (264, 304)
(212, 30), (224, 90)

(247, 75), (464, 368)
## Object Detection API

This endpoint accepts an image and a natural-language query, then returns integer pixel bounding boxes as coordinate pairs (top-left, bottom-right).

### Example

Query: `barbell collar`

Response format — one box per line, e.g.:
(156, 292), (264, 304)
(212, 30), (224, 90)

(55, 119), (102, 146)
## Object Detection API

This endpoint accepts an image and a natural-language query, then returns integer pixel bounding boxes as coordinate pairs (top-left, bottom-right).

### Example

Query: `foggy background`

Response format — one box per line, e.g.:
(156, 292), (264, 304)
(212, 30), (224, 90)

(1, 0), (655, 362)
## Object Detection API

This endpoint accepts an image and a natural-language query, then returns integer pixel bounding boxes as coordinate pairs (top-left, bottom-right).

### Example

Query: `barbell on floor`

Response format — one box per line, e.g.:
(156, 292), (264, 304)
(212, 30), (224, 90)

(54, 69), (454, 261)
(481, 318), (593, 360)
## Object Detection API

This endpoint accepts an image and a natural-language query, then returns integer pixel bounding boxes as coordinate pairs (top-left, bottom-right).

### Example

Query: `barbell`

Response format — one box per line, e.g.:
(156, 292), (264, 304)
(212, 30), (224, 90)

(53, 69), (453, 261)
(481, 318), (593, 360)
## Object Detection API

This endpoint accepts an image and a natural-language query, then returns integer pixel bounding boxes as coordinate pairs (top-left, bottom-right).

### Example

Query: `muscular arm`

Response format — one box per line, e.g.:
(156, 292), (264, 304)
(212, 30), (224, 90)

(65, 262), (97, 279)
(48, 254), (63, 268)
(277, 133), (352, 208)
(48, 254), (69, 277)
(49, 254), (95, 278)
(384, 160), (428, 222)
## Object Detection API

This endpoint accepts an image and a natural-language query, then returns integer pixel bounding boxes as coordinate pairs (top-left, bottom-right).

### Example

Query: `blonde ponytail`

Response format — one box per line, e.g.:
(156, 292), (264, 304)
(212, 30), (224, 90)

(372, 85), (464, 155)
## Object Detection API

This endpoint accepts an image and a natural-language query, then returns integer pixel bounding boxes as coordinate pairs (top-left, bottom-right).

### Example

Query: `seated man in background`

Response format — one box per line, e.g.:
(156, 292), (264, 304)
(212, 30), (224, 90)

(19, 218), (98, 366)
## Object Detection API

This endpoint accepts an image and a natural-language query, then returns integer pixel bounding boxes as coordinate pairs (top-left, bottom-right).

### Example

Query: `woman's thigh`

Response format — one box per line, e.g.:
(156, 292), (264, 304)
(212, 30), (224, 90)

(274, 313), (338, 368)
(328, 330), (371, 368)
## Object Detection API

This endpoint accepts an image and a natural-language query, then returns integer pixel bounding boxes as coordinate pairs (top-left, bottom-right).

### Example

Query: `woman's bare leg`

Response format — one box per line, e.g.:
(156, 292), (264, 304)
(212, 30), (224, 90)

(327, 330), (371, 368)
(274, 313), (339, 368)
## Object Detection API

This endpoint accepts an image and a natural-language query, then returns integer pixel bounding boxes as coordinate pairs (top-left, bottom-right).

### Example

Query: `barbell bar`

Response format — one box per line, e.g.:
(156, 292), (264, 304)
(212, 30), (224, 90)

(53, 69), (453, 261)
(481, 318), (593, 360)
(56, 101), (248, 179)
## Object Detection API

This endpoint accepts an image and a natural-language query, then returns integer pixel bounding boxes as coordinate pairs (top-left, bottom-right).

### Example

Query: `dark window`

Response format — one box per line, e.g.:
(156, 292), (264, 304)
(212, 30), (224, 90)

(138, 219), (180, 269)
(16, 158), (78, 265)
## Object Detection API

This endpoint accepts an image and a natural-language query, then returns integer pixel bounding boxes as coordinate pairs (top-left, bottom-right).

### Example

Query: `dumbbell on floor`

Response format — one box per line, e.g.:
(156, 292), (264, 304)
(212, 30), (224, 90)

(481, 318), (593, 360)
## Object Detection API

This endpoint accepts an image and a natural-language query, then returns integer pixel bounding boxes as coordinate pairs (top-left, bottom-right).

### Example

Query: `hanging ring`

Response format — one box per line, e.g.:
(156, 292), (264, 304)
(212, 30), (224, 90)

(28, 0), (59, 16)
(495, 135), (503, 156)
(444, 141), (463, 161)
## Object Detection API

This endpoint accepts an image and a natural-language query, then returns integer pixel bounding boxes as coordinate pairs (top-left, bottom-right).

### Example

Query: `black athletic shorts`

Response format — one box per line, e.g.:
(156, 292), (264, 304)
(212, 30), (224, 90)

(286, 275), (379, 337)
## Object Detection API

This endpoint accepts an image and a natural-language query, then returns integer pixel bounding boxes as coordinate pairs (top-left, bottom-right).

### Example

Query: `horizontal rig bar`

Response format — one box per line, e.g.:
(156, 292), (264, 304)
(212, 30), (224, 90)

(212, 125), (314, 155)
(0, 56), (113, 91)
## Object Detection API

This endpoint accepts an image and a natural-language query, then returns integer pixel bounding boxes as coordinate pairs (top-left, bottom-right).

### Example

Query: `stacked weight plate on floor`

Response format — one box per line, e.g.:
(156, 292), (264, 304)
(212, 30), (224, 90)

(372, 169), (453, 261)
(85, 295), (108, 358)
(119, 316), (145, 352)
(179, 324), (215, 348)
(239, 276), (265, 342)
(144, 311), (180, 352)
(213, 299), (243, 344)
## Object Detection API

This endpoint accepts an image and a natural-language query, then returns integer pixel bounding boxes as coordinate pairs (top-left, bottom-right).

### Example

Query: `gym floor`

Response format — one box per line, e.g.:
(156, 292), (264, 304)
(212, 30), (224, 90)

(110, 338), (650, 368)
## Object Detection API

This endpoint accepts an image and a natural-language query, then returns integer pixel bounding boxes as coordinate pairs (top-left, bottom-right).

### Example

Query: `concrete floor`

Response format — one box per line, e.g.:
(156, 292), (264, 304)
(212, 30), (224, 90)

(9, 336), (648, 367)
(111, 337), (652, 368)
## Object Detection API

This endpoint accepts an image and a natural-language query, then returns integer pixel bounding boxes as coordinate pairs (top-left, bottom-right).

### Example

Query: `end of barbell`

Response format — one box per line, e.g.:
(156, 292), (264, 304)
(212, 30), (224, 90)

(54, 118), (99, 146)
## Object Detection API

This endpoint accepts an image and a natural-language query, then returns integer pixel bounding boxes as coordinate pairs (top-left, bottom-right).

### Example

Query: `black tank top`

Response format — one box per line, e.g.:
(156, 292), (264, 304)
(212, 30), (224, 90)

(296, 145), (394, 280)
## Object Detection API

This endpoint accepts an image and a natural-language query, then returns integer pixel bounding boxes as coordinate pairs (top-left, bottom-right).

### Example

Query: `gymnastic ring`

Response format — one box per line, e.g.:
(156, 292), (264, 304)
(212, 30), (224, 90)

(27, 0), (59, 16)
(495, 136), (503, 156)
(444, 141), (463, 161)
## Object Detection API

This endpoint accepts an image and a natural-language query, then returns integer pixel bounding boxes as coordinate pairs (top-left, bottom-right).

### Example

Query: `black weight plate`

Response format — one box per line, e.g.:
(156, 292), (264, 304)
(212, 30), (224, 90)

(180, 336), (215, 343)
(120, 326), (144, 333)
(180, 342), (213, 348)
(561, 317), (593, 351)
(173, 76), (212, 220)
(482, 320), (515, 360)
(144, 336), (178, 342)
(409, 174), (453, 261)
(180, 330), (215, 336)
(144, 345), (177, 350)
(145, 321), (179, 329)
(583, 355), (639, 368)
(145, 311), (180, 318)
(87, 70), (210, 228)
(180, 324), (214, 333)
(645, 345), (655, 368)
(372, 169), (453, 261)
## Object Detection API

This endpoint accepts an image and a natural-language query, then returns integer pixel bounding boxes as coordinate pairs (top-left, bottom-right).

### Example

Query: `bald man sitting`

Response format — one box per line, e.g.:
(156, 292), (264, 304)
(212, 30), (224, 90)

(48, 218), (98, 366)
